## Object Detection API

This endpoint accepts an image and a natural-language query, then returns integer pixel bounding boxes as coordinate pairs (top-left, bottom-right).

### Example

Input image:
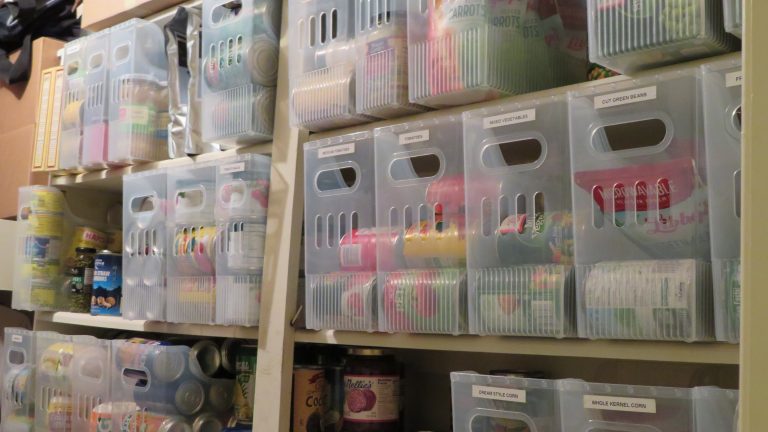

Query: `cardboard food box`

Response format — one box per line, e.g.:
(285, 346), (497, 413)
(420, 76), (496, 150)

(82, 0), (187, 30)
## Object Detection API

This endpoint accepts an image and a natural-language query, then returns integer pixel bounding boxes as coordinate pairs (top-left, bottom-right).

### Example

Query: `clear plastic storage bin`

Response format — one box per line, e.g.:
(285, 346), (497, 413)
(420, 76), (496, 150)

(34, 332), (73, 432)
(304, 132), (378, 331)
(167, 163), (218, 324)
(724, 0), (742, 38)
(107, 339), (234, 430)
(569, 70), (713, 342)
(355, 0), (425, 118)
(108, 19), (169, 165)
(450, 372), (559, 432)
(59, 37), (90, 172)
(215, 154), (271, 326)
(558, 380), (695, 431)
(702, 58), (742, 344)
(407, 0), (578, 108)
(587, 0), (737, 73)
(1, 328), (36, 432)
(123, 169), (168, 321)
(70, 336), (111, 431)
(289, 0), (376, 131)
(13, 187), (71, 312)
(81, 29), (111, 170)
(374, 115), (467, 334)
(463, 96), (574, 338)
(693, 387), (739, 432)
(201, 0), (279, 146)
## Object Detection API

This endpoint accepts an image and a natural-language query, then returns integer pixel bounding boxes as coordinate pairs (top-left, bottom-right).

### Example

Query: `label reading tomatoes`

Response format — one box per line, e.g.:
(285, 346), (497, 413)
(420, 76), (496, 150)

(343, 375), (400, 422)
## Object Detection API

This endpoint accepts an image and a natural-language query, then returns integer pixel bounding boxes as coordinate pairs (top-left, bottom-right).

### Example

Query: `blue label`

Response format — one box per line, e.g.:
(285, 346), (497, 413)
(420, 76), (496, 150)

(91, 254), (122, 316)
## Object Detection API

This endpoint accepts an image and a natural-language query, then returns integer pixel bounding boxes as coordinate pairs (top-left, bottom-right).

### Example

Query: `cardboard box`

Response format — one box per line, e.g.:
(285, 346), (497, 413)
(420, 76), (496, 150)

(32, 67), (65, 172)
(0, 38), (65, 134)
(0, 125), (49, 219)
(82, 0), (187, 30)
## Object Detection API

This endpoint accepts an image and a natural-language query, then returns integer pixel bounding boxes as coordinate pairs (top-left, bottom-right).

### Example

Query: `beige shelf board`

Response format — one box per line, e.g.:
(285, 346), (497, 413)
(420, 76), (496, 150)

(0, 220), (17, 291)
(36, 311), (260, 339)
(295, 329), (739, 365)
(50, 142), (272, 192)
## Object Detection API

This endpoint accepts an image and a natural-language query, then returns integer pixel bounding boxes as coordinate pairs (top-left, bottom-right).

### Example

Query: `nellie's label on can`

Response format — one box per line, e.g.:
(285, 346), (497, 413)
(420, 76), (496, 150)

(92, 252), (122, 316)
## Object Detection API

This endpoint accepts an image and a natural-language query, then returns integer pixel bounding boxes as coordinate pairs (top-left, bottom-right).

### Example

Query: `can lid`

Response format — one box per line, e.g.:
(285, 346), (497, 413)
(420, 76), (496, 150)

(347, 348), (387, 356)
(75, 247), (98, 254)
(98, 249), (120, 255)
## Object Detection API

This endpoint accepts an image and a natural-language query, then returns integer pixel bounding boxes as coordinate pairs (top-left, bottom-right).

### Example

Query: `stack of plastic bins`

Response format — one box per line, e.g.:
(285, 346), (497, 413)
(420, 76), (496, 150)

(81, 29), (111, 170)
(703, 58), (742, 343)
(34, 332), (73, 432)
(693, 387), (739, 432)
(122, 169), (168, 321)
(558, 380), (695, 431)
(450, 372), (559, 432)
(463, 96), (574, 338)
(569, 70), (714, 342)
(70, 336), (111, 431)
(12, 186), (70, 312)
(167, 163), (217, 324)
(59, 36), (89, 173)
(407, 0), (572, 108)
(355, 0), (425, 118)
(108, 19), (169, 165)
(1, 328), (36, 432)
(108, 340), (235, 431)
(374, 116), (467, 334)
(304, 132), (378, 331)
(215, 154), (271, 326)
(289, 0), (376, 131)
(724, 0), (742, 38)
(201, 0), (280, 147)
(587, 0), (737, 73)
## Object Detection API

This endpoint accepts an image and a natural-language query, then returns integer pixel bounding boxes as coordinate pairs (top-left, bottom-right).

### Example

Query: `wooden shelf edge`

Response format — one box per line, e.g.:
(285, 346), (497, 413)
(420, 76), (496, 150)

(36, 311), (260, 339)
(294, 330), (740, 365)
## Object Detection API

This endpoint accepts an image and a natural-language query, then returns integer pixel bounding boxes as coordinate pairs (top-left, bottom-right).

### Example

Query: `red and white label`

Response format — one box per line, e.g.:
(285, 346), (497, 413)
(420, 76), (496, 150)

(344, 375), (400, 422)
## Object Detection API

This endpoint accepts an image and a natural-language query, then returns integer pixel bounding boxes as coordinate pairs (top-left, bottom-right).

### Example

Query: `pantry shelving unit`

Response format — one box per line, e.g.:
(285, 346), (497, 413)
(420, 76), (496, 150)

(11, 0), (764, 431)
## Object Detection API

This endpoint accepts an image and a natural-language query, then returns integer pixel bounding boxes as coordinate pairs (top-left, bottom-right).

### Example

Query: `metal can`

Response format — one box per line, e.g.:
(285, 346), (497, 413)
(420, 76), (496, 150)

(89, 401), (137, 432)
(219, 338), (241, 375)
(192, 413), (224, 432)
(293, 366), (326, 432)
(133, 379), (205, 416)
(324, 365), (345, 432)
(189, 340), (221, 378)
(92, 251), (122, 316)
(120, 409), (192, 432)
(28, 213), (64, 237)
(65, 226), (108, 265)
(234, 344), (257, 424)
(29, 187), (65, 214)
(207, 380), (235, 413)
(116, 338), (185, 384)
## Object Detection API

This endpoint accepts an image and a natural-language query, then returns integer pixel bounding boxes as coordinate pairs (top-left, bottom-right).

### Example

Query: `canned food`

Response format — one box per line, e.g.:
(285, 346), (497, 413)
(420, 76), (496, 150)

(39, 342), (74, 379)
(324, 365), (344, 432)
(116, 338), (185, 384)
(293, 366), (326, 432)
(31, 283), (58, 308)
(234, 344), (257, 424)
(3, 365), (33, 409)
(133, 379), (205, 416)
(25, 236), (61, 261)
(68, 246), (97, 313)
(207, 380), (235, 413)
(175, 379), (207, 416)
(219, 338), (241, 375)
(47, 396), (72, 432)
(92, 251), (122, 316)
(192, 413), (224, 432)
(189, 340), (221, 378)
(65, 226), (108, 266)
(28, 213), (64, 237)
(89, 401), (138, 432)
(30, 188), (65, 214)
(107, 229), (123, 254)
(118, 408), (192, 432)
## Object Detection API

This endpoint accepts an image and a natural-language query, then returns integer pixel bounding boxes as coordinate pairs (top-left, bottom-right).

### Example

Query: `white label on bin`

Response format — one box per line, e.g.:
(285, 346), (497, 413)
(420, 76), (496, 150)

(318, 143), (355, 158)
(483, 109), (536, 129)
(726, 71), (743, 88)
(583, 395), (657, 413)
(11, 335), (22, 343)
(399, 130), (430, 145)
(472, 385), (527, 403)
(65, 44), (81, 54)
(220, 162), (245, 174)
(594, 86), (657, 109)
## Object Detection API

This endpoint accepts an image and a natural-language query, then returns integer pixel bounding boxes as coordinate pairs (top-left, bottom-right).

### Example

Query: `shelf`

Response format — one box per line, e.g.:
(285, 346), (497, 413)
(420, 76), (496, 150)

(295, 329), (740, 365)
(0, 220), (16, 291)
(35, 311), (260, 339)
(50, 141), (272, 192)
